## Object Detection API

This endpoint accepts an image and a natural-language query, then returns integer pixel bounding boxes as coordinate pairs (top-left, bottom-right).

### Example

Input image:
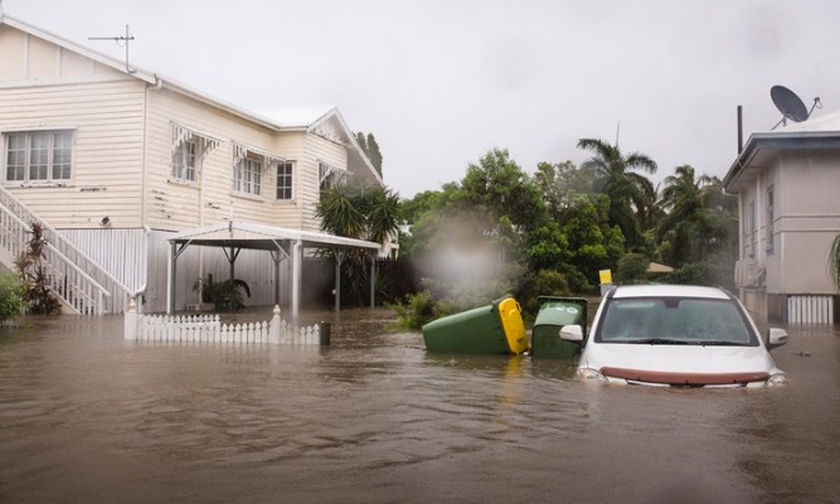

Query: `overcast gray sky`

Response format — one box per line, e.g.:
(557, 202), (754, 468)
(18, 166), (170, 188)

(5, 0), (840, 197)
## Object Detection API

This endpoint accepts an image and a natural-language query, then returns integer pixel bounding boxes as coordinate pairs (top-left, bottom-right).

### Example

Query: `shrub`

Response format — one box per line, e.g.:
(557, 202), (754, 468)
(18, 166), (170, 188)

(0, 273), (26, 323)
(193, 274), (251, 312)
(15, 223), (61, 315)
(615, 252), (649, 284)
(517, 269), (571, 316)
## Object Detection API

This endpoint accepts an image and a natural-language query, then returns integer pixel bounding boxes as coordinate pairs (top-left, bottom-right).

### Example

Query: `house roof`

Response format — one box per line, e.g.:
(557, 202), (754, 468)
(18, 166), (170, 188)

(0, 13), (383, 186)
(168, 220), (381, 251)
(723, 110), (840, 193)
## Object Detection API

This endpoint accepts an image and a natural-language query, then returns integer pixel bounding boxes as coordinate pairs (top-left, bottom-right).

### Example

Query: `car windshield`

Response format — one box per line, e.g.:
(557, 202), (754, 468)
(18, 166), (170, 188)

(596, 297), (757, 346)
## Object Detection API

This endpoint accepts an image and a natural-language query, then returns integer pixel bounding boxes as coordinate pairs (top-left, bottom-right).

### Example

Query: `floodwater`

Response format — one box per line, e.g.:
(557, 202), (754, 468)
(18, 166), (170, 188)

(0, 309), (838, 504)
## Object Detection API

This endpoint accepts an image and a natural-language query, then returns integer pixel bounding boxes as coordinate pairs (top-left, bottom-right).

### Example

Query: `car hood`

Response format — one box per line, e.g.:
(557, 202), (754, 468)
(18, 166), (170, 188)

(581, 343), (782, 385)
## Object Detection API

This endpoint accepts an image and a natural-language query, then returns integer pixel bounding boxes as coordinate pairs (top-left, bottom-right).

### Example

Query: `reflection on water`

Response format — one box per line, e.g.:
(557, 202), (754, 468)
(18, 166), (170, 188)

(0, 309), (838, 503)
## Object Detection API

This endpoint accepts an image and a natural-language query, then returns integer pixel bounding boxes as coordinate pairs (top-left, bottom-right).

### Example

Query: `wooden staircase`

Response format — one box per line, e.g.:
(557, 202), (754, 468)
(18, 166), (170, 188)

(0, 186), (132, 315)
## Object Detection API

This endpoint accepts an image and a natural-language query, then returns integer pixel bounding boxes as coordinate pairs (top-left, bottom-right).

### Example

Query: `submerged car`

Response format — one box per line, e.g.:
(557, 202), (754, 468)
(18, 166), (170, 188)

(560, 285), (788, 388)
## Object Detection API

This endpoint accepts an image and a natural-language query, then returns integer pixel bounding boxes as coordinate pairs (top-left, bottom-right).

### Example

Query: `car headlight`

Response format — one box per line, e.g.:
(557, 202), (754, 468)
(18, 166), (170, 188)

(578, 367), (608, 382)
(766, 373), (788, 387)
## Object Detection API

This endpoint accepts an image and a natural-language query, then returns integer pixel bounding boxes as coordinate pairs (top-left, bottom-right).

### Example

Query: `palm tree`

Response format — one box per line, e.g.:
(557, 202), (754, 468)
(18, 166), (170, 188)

(316, 182), (401, 306)
(577, 138), (657, 248)
(656, 166), (734, 266)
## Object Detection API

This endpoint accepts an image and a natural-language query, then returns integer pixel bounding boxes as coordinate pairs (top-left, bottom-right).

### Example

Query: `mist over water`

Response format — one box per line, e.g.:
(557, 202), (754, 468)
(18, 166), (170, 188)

(412, 211), (516, 297)
(0, 311), (838, 503)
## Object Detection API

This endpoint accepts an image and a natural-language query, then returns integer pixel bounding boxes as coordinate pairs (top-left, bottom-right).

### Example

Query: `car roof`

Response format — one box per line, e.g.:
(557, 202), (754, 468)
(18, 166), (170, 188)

(611, 284), (731, 300)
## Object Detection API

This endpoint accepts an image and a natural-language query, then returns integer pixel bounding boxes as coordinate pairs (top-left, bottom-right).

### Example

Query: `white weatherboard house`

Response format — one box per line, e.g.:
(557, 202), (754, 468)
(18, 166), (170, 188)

(724, 114), (840, 324)
(0, 13), (385, 316)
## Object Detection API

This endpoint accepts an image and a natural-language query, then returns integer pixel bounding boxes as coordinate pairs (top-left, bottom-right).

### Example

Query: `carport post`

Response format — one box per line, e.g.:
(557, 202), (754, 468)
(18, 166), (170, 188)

(334, 250), (343, 312)
(167, 241), (176, 314)
(291, 240), (302, 320)
(370, 252), (376, 308)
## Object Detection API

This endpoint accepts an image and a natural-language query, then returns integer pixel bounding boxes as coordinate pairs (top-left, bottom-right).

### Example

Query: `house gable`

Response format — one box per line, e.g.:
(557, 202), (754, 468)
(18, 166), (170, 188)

(0, 20), (143, 86)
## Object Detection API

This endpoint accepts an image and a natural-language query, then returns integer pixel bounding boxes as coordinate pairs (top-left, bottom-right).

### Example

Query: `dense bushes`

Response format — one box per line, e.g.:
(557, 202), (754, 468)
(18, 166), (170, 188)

(0, 273), (26, 323)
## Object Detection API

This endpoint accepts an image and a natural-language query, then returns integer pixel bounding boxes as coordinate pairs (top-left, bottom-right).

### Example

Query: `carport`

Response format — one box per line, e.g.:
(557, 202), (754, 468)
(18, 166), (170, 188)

(166, 220), (381, 318)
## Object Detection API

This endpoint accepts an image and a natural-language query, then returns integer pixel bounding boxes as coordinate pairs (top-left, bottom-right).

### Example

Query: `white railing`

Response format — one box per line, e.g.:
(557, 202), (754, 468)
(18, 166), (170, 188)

(0, 203), (110, 314)
(0, 185), (133, 314)
(124, 304), (323, 345)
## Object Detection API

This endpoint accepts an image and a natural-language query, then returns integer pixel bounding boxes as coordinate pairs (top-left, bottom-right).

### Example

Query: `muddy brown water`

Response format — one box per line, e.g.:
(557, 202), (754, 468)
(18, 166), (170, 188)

(0, 308), (838, 503)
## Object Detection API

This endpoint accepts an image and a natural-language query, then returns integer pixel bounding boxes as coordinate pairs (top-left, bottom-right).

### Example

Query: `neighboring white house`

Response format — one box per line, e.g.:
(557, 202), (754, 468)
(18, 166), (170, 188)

(0, 13), (385, 314)
(723, 114), (840, 324)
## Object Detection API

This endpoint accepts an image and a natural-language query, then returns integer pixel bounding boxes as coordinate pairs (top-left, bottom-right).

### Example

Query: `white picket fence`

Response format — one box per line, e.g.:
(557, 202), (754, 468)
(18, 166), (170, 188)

(124, 303), (322, 345)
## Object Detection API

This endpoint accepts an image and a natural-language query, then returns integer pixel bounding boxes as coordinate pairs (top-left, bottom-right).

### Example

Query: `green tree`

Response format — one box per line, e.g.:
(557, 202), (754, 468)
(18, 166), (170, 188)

(316, 182), (401, 306)
(577, 138), (658, 249)
(656, 166), (735, 267)
(460, 148), (547, 234)
(355, 132), (383, 177)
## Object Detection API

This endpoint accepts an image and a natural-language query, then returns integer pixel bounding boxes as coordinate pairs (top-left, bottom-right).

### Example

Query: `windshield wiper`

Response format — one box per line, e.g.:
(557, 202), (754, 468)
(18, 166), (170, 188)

(696, 340), (749, 346)
(612, 338), (691, 345)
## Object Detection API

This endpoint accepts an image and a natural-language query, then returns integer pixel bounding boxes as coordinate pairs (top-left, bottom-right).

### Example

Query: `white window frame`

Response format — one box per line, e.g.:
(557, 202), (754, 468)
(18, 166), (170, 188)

(3, 130), (74, 185)
(276, 161), (294, 201)
(234, 155), (262, 196)
(172, 136), (199, 182)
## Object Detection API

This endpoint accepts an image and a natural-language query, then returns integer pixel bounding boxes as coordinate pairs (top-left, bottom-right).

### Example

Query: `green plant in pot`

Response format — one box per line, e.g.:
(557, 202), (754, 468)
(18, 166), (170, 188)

(193, 274), (251, 312)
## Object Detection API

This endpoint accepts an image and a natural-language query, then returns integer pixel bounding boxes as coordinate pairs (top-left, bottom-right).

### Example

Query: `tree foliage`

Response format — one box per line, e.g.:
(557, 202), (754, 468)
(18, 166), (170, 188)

(394, 144), (739, 327)
(577, 137), (657, 250)
(355, 132), (383, 177)
(316, 181), (401, 307)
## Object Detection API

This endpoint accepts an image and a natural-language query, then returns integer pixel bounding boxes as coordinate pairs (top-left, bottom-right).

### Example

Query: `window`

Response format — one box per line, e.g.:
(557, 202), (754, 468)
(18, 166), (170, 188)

(4, 130), (73, 183)
(172, 137), (198, 182)
(766, 186), (774, 254)
(276, 161), (294, 200)
(234, 156), (262, 196)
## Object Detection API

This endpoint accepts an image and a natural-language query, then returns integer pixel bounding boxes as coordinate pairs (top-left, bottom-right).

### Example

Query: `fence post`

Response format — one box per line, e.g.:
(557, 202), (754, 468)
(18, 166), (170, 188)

(270, 305), (281, 345)
(124, 298), (137, 341)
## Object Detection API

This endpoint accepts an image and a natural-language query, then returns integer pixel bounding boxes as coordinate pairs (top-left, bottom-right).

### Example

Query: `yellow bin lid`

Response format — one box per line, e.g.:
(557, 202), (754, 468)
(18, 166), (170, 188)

(497, 297), (528, 354)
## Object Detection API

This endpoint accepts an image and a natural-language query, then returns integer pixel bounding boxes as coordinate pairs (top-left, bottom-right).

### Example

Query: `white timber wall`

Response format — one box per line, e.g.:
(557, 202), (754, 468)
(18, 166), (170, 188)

(300, 132), (348, 232)
(59, 227), (148, 290)
(144, 87), (308, 231)
(0, 25), (145, 228)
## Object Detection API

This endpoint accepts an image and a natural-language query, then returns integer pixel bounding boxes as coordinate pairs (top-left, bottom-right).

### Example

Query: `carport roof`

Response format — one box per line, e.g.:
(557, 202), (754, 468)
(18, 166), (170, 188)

(167, 220), (381, 251)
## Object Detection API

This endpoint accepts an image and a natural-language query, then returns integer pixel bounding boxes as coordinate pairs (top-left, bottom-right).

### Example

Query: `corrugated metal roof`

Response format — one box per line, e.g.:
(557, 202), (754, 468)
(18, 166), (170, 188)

(168, 221), (381, 251)
(256, 105), (336, 129)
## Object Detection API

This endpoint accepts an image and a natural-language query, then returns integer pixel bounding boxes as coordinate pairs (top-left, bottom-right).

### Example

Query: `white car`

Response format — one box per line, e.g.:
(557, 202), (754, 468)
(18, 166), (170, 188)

(560, 285), (788, 388)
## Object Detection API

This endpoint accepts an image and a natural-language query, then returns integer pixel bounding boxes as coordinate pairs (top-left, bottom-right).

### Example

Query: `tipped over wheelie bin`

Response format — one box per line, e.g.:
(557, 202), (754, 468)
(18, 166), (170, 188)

(531, 296), (588, 358)
(422, 295), (528, 355)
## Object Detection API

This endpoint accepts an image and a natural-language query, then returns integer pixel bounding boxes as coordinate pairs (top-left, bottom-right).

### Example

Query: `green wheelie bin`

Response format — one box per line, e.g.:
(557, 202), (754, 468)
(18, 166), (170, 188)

(422, 295), (528, 355)
(531, 296), (588, 358)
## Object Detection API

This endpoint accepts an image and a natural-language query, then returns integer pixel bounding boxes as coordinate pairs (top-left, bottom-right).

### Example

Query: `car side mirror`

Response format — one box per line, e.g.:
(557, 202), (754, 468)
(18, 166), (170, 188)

(766, 328), (788, 350)
(560, 324), (584, 343)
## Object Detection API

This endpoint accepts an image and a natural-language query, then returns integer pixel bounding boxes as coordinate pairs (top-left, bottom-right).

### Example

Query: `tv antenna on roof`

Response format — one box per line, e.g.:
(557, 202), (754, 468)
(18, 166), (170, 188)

(88, 25), (135, 74)
(770, 85), (821, 130)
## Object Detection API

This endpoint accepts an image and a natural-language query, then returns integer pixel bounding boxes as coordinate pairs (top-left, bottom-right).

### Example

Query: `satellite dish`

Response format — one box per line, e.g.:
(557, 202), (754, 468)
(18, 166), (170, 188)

(771, 86), (808, 122)
(770, 85), (821, 129)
